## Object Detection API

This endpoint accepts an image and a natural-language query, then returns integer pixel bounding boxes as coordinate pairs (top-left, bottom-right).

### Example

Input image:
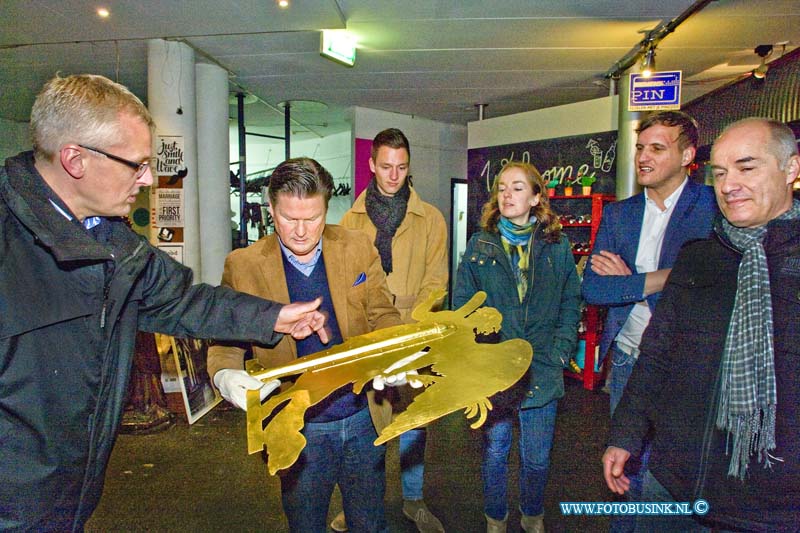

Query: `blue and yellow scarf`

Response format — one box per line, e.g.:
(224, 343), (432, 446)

(498, 216), (536, 302)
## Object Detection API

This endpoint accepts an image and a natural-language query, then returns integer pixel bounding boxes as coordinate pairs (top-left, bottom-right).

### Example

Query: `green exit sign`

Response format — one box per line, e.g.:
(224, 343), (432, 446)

(320, 30), (356, 67)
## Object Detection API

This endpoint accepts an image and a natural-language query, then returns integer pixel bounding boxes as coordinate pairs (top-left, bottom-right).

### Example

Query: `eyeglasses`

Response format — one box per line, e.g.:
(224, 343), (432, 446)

(79, 144), (152, 178)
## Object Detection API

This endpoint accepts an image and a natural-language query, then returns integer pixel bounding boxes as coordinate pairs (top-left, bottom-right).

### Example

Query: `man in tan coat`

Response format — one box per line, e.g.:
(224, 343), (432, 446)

(208, 157), (402, 532)
(338, 128), (448, 532)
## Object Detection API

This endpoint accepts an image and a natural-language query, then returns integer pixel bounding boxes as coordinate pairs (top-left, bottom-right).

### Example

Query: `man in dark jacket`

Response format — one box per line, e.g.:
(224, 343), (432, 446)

(0, 74), (328, 532)
(603, 117), (800, 531)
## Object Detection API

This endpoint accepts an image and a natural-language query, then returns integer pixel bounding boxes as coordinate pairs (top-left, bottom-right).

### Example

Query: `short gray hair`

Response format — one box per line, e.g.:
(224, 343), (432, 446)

(720, 117), (798, 170)
(30, 74), (154, 161)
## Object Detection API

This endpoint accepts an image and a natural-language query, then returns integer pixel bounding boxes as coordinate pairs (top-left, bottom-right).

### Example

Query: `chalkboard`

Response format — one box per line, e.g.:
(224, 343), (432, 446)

(466, 131), (617, 237)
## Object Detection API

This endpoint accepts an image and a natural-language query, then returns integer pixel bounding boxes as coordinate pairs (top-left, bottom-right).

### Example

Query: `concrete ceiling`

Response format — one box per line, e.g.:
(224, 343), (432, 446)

(1, 0), (798, 142)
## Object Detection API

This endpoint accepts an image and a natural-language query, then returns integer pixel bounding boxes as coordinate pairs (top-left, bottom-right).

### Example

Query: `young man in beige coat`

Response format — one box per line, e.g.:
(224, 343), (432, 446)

(337, 128), (448, 532)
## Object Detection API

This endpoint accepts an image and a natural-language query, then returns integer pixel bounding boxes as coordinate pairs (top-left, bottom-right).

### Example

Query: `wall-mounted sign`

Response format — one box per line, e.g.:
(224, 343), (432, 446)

(155, 135), (185, 176)
(628, 71), (682, 111)
(158, 244), (184, 264)
(155, 188), (184, 227)
(320, 30), (356, 67)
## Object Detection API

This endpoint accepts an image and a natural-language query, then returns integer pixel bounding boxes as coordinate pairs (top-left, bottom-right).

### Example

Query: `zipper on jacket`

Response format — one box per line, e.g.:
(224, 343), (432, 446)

(693, 338), (724, 500)
(99, 252), (117, 329)
(99, 241), (144, 329)
(521, 225), (539, 329)
(693, 233), (737, 500)
(100, 287), (109, 328)
(81, 242), (146, 523)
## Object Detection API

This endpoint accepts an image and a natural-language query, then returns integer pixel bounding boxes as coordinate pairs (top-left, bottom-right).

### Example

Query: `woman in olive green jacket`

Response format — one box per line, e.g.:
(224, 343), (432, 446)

(454, 161), (581, 533)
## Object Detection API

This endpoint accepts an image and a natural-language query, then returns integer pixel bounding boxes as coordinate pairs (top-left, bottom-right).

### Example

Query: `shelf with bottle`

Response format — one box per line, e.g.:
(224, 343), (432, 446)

(551, 193), (616, 202)
(550, 193), (615, 390)
(551, 193), (615, 258)
(564, 303), (608, 390)
(551, 193), (616, 200)
(558, 213), (593, 227)
(569, 241), (592, 255)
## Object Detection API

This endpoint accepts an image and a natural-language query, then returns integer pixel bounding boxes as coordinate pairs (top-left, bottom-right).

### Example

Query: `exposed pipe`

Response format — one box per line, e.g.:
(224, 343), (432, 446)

(331, 0), (347, 27)
(605, 0), (717, 79)
(616, 72), (644, 201)
(247, 131), (285, 141)
(284, 102), (291, 161)
(237, 92), (248, 249)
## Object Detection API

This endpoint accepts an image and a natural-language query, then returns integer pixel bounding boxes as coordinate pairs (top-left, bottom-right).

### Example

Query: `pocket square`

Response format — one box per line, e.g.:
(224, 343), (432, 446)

(353, 272), (367, 286)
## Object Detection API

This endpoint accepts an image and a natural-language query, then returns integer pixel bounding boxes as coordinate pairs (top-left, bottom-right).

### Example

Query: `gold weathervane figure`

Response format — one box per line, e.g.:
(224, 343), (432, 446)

(244, 290), (533, 475)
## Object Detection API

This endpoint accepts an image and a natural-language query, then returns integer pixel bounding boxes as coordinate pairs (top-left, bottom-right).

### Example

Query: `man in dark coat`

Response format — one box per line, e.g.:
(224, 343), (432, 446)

(603, 118), (800, 531)
(0, 74), (327, 532)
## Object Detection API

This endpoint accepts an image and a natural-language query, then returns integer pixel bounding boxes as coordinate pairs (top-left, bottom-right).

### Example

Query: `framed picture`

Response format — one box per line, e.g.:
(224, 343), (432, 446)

(170, 336), (221, 424)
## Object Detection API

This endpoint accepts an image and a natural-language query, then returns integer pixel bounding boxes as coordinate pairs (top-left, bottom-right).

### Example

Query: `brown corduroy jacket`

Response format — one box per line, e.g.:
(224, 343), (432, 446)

(207, 224), (402, 431)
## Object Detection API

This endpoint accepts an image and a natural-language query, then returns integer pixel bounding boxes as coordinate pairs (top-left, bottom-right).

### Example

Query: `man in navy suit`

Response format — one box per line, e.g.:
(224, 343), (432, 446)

(582, 110), (717, 531)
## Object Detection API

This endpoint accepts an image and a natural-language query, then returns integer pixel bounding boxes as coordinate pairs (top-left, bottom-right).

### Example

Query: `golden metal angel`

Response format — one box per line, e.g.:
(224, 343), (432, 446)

(245, 289), (532, 475)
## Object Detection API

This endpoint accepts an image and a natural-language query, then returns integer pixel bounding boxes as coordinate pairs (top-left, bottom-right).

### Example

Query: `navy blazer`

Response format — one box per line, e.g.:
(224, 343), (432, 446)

(581, 179), (718, 361)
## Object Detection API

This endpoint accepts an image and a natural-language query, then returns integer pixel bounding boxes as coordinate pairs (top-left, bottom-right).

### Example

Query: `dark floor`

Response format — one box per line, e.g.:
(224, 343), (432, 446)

(86, 378), (613, 532)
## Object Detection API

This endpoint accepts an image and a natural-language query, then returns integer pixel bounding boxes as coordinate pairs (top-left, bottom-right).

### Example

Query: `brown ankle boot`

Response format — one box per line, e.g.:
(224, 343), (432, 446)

(485, 513), (507, 533)
(329, 510), (347, 532)
(520, 513), (544, 533)
(403, 500), (445, 532)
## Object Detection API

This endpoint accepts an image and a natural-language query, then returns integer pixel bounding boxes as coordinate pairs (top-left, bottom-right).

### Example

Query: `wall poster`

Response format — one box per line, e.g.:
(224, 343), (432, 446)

(157, 243), (184, 264)
(169, 336), (221, 424)
(155, 188), (184, 227)
(155, 135), (185, 176)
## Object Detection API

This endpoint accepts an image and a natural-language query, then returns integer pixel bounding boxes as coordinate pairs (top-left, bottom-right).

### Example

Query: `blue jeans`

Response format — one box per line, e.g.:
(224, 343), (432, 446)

(609, 342), (638, 415)
(399, 427), (426, 500)
(609, 342), (649, 533)
(279, 407), (387, 533)
(482, 400), (558, 520)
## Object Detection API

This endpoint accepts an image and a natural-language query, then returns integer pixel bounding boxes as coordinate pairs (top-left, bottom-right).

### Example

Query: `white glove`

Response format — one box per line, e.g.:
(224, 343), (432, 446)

(373, 349), (430, 390)
(373, 369), (423, 391)
(213, 369), (280, 411)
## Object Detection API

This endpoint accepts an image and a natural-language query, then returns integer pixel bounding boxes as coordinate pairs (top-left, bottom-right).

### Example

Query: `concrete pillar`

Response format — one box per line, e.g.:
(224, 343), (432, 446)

(195, 63), (232, 285)
(615, 67), (644, 201)
(147, 39), (200, 275)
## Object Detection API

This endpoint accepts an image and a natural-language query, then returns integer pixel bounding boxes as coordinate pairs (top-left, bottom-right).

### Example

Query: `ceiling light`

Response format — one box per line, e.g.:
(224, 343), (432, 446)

(320, 30), (356, 67)
(276, 0), (289, 8)
(641, 47), (656, 78)
(753, 44), (773, 80)
(96, 7), (110, 18)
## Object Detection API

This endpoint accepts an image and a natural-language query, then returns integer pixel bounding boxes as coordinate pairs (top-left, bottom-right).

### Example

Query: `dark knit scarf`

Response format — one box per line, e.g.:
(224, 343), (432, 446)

(715, 199), (800, 479)
(498, 216), (536, 302)
(365, 178), (410, 274)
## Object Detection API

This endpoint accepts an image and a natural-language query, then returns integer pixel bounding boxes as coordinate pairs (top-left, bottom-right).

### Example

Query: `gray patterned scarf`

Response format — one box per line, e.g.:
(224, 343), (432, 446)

(715, 200), (800, 479)
(365, 178), (410, 274)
